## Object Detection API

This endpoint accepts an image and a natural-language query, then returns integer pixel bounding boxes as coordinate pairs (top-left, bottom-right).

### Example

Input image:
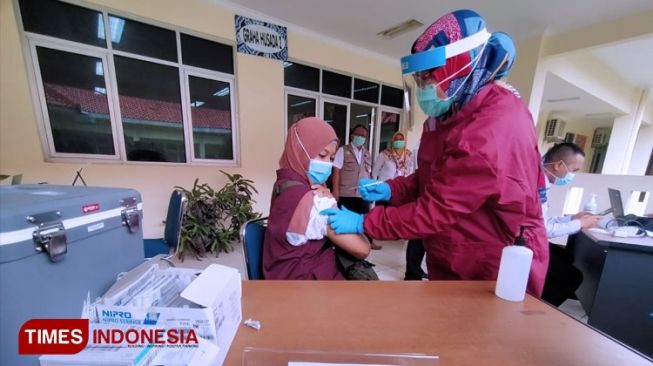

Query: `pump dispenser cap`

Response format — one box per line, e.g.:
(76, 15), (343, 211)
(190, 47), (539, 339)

(514, 226), (526, 246)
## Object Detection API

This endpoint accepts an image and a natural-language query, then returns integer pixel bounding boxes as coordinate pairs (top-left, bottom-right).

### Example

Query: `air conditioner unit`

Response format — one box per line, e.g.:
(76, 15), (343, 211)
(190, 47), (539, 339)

(544, 119), (566, 142)
(591, 128), (611, 147)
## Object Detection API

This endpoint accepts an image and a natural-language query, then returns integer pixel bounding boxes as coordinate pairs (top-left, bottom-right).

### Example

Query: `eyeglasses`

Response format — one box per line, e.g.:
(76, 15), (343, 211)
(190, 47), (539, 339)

(412, 70), (437, 88)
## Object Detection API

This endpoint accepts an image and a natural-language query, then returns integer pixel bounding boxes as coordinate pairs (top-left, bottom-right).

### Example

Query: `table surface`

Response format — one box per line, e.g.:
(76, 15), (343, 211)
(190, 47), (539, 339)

(584, 228), (653, 248)
(224, 281), (652, 366)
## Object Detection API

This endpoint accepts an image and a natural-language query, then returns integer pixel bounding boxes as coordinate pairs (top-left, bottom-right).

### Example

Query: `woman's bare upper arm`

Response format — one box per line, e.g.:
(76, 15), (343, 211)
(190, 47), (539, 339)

(326, 226), (370, 260)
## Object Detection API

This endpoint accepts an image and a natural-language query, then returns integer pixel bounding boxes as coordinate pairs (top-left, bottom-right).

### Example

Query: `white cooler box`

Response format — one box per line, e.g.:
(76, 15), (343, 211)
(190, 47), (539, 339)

(0, 184), (145, 366)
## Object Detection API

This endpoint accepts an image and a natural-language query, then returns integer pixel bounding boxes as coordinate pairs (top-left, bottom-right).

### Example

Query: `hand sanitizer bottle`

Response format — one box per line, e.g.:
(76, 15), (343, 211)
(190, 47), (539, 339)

(495, 226), (533, 302)
(584, 194), (598, 214)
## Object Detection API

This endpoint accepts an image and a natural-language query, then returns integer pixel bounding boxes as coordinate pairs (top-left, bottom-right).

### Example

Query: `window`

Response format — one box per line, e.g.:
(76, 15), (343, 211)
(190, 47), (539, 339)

(19, 0), (238, 165)
(19, 0), (107, 47)
(323, 101), (348, 144)
(353, 78), (379, 104)
(108, 15), (177, 62)
(114, 56), (184, 162)
(381, 85), (403, 109)
(322, 70), (351, 98)
(284, 62), (319, 92)
(188, 75), (234, 160)
(181, 34), (234, 74)
(283, 61), (403, 162)
(35, 47), (114, 155)
(287, 94), (316, 128)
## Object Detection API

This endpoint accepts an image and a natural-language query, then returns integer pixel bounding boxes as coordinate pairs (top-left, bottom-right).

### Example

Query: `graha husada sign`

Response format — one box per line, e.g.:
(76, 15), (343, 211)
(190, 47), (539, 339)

(235, 15), (288, 61)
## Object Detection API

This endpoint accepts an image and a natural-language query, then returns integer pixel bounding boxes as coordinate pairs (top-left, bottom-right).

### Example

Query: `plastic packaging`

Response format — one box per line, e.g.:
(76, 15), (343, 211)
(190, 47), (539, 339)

(584, 193), (598, 214)
(495, 227), (533, 302)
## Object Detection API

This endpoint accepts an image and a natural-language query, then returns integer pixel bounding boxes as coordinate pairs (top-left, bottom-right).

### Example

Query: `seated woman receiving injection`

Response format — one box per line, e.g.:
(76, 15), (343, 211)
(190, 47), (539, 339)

(263, 117), (371, 279)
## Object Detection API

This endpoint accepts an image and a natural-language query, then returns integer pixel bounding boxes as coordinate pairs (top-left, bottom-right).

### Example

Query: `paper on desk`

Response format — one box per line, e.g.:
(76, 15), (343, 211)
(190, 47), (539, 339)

(288, 363), (394, 366)
(151, 336), (219, 366)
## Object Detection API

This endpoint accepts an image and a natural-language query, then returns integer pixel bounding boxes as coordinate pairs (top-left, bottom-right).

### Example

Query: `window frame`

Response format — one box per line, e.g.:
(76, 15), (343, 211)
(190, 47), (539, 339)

(183, 68), (239, 165)
(27, 36), (122, 162)
(15, 0), (239, 166)
(283, 59), (405, 165)
(283, 87), (320, 137)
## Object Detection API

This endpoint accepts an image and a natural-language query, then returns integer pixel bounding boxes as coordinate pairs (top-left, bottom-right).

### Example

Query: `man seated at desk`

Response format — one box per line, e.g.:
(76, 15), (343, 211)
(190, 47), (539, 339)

(539, 143), (601, 306)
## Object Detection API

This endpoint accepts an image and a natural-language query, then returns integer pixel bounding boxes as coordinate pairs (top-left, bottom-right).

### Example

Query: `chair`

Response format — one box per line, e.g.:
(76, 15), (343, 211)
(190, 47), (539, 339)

(239, 217), (268, 280)
(143, 190), (186, 258)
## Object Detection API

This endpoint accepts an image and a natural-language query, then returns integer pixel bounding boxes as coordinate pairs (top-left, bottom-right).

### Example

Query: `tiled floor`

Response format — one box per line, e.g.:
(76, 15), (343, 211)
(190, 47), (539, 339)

(169, 239), (585, 320)
(169, 239), (416, 281)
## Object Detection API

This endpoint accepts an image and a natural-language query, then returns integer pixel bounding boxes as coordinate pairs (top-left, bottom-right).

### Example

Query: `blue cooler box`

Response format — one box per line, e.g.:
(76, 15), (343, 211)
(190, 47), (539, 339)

(0, 185), (145, 366)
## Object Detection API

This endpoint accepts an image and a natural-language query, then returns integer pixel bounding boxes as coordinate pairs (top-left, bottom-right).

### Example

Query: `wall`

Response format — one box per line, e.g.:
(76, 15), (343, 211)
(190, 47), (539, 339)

(546, 172), (653, 223)
(629, 124), (653, 175)
(0, 0), (401, 238)
(509, 35), (546, 109)
(538, 115), (608, 173)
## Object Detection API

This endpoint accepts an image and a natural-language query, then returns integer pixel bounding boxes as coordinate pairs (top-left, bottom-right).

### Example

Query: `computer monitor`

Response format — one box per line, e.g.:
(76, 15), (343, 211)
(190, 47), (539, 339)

(608, 188), (624, 218)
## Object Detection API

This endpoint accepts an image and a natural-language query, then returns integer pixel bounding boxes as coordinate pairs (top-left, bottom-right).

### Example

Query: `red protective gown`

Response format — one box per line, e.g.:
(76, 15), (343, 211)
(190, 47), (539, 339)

(364, 83), (549, 296)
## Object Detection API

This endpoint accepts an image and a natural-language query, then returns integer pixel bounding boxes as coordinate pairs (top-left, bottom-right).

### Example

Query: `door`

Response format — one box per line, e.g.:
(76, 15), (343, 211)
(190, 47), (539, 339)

(286, 91), (318, 131)
(375, 110), (401, 161)
(349, 103), (376, 153)
(321, 99), (349, 147)
(590, 146), (607, 173)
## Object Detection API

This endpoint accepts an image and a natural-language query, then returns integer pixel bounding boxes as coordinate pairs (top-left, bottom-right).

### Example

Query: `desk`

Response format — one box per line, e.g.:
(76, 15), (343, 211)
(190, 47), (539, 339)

(225, 281), (652, 365)
(568, 229), (653, 358)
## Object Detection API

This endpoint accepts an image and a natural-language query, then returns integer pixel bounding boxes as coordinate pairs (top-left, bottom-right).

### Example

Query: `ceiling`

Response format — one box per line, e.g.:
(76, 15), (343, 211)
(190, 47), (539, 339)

(219, 0), (653, 59)
(592, 36), (653, 89)
(540, 73), (621, 127)
(219, 0), (653, 125)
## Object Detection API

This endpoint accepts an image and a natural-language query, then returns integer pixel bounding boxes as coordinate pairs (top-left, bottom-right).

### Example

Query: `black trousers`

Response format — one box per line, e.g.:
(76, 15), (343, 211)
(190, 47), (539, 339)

(405, 239), (426, 280)
(541, 242), (583, 307)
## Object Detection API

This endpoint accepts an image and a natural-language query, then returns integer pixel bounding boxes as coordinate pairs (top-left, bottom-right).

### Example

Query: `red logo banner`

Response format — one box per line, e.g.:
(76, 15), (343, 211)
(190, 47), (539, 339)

(19, 319), (89, 355)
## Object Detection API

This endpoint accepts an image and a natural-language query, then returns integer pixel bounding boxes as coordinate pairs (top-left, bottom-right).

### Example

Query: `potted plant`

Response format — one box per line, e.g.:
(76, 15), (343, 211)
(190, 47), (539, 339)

(175, 171), (261, 260)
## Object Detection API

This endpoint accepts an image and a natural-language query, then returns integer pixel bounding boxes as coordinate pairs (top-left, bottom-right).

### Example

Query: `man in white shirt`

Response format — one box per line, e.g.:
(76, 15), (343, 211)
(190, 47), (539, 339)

(332, 124), (381, 249)
(540, 142), (600, 306)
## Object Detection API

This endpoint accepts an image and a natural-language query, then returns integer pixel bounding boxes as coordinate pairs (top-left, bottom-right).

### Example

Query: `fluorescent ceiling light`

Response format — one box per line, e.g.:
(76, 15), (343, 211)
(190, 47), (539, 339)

(290, 100), (312, 107)
(584, 112), (614, 118)
(212, 87), (230, 97)
(356, 113), (368, 118)
(377, 19), (424, 39)
(97, 14), (105, 40)
(94, 87), (107, 95)
(191, 101), (205, 107)
(354, 85), (378, 93)
(109, 16), (125, 43)
(546, 96), (580, 103)
(95, 61), (104, 76)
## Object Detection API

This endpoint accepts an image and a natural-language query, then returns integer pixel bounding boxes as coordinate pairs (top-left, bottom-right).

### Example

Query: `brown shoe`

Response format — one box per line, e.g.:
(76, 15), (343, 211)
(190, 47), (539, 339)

(370, 242), (383, 250)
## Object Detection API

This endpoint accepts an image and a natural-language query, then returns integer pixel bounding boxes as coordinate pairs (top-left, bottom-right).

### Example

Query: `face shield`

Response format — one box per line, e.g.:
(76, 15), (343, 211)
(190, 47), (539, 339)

(401, 28), (491, 113)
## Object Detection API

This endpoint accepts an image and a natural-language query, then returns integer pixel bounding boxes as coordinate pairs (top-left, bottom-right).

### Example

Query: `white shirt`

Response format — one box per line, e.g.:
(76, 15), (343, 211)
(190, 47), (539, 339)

(372, 151), (415, 182)
(333, 144), (364, 170)
(286, 195), (337, 246)
(412, 141), (420, 169)
(542, 180), (582, 238)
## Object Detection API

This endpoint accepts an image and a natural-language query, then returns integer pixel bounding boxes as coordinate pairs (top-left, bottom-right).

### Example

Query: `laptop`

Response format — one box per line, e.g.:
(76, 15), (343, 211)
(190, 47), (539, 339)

(608, 188), (652, 230)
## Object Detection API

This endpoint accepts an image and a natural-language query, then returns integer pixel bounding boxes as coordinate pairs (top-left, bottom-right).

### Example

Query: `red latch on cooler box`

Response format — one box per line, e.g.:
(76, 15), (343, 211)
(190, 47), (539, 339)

(82, 203), (100, 214)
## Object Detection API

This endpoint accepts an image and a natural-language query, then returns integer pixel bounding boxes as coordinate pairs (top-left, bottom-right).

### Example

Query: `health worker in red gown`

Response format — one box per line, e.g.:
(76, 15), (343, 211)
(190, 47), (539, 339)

(322, 9), (549, 296)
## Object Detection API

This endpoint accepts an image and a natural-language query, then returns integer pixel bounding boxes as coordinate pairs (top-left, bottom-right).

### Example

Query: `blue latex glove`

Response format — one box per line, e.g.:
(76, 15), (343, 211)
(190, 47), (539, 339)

(320, 206), (364, 234)
(358, 178), (391, 202)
